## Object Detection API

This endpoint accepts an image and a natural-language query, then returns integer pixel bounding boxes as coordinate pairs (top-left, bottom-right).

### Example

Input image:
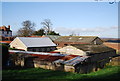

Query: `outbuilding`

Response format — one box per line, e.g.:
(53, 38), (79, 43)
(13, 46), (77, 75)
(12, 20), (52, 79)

(55, 44), (116, 61)
(10, 37), (56, 52)
(54, 36), (103, 48)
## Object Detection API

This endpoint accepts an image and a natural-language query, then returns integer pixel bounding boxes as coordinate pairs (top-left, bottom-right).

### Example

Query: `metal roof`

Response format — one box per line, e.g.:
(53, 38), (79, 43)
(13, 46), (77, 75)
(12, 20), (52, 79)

(9, 50), (89, 66)
(53, 56), (89, 66)
(17, 37), (56, 47)
(63, 56), (88, 66)
(9, 50), (66, 56)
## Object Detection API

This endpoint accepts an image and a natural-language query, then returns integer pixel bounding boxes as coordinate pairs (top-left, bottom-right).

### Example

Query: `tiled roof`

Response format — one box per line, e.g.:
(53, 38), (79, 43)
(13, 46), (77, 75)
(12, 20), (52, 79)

(0, 41), (12, 44)
(28, 35), (42, 37)
(0, 26), (11, 31)
(54, 36), (98, 43)
(43, 35), (60, 41)
(71, 44), (115, 54)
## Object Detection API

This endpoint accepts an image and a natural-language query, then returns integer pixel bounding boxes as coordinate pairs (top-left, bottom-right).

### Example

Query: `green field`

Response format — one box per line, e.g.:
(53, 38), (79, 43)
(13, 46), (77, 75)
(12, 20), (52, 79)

(2, 65), (120, 80)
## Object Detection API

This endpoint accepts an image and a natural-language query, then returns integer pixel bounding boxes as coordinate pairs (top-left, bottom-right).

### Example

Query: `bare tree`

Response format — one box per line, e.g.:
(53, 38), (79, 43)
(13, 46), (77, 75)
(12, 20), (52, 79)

(41, 19), (52, 35)
(17, 20), (35, 36)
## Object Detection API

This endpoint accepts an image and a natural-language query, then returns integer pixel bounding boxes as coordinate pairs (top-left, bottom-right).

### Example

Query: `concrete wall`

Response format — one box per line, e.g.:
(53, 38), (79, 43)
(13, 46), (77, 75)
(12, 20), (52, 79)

(33, 59), (64, 71)
(55, 46), (86, 56)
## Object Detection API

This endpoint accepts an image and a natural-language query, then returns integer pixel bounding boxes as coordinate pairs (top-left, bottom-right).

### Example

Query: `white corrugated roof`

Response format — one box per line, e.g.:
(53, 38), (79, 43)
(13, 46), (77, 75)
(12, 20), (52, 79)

(17, 37), (56, 47)
(9, 50), (65, 56)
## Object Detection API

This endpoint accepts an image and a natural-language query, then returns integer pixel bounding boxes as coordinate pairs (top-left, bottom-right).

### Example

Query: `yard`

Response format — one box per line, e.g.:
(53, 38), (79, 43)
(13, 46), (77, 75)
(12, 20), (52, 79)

(2, 65), (120, 81)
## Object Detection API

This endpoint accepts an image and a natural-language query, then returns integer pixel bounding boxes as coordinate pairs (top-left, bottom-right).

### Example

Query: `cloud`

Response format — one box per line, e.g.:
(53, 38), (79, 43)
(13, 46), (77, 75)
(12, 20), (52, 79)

(110, 26), (118, 29)
(54, 27), (106, 35)
(54, 26), (118, 37)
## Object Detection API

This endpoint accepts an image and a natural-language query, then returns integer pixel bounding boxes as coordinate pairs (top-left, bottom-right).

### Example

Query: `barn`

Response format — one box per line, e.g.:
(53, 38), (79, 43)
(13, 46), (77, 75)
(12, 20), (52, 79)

(10, 37), (56, 52)
(54, 36), (103, 48)
(55, 44), (116, 61)
(54, 44), (116, 73)
(9, 44), (117, 74)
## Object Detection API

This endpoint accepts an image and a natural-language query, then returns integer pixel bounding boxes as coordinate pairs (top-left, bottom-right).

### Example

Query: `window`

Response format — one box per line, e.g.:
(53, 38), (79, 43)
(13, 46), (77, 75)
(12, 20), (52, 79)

(36, 48), (39, 52)
(6, 38), (8, 40)
(7, 31), (9, 34)
(2, 31), (4, 34)
(94, 41), (97, 45)
(47, 48), (50, 52)
(41, 48), (45, 52)
(64, 44), (68, 46)
(39, 49), (41, 52)
(32, 48), (36, 52)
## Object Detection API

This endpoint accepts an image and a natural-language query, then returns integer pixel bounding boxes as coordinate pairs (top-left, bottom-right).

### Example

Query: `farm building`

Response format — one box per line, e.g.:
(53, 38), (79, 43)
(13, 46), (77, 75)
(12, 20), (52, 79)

(10, 37), (56, 52)
(9, 45), (117, 74)
(54, 36), (103, 48)
(9, 50), (90, 73)
(55, 44), (116, 61)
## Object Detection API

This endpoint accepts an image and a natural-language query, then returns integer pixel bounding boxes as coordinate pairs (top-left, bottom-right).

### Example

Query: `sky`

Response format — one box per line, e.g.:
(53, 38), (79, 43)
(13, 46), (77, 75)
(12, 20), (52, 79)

(1, 1), (119, 38)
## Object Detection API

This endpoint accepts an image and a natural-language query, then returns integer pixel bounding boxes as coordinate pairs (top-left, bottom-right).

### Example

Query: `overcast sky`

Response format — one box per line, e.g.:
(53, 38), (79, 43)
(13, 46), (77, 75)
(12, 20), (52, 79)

(1, 1), (119, 38)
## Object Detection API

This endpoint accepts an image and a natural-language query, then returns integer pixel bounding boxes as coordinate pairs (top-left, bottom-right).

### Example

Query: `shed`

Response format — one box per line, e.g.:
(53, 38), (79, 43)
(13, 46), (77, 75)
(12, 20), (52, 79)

(10, 37), (56, 52)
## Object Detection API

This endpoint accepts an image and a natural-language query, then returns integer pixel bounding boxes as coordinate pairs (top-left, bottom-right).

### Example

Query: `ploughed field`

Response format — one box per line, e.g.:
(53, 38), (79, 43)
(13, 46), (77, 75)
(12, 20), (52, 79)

(103, 42), (120, 53)
(2, 65), (120, 80)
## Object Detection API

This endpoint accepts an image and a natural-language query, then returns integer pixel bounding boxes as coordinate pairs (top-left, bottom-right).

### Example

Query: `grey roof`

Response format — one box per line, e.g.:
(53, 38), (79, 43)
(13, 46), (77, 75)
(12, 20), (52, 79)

(44, 35), (60, 41)
(17, 37), (56, 47)
(63, 56), (88, 66)
(54, 36), (99, 43)
(71, 44), (115, 54)
(54, 56), (89, 66)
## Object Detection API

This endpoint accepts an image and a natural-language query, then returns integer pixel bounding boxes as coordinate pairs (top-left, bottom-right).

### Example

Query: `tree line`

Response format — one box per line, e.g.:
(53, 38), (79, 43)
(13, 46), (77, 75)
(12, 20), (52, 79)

(17, 19), (60, 37)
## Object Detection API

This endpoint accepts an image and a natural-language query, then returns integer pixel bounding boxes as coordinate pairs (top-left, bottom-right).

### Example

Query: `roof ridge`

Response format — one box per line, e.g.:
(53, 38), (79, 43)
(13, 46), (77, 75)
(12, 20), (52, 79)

(17, 37), (49, 38)
(60, 36), (98, 37)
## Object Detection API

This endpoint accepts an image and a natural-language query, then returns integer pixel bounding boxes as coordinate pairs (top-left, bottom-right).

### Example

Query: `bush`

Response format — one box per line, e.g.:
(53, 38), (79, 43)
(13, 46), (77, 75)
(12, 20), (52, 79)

(0, 44), (9, 67)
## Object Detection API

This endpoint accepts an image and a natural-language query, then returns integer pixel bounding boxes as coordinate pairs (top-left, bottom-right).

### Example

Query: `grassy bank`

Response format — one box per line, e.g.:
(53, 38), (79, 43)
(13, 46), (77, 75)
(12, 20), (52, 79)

(2, 65), (120, 80)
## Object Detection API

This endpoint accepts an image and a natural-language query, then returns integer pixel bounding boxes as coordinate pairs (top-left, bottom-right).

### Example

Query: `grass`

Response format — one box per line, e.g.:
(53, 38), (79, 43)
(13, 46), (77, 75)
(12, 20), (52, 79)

(2, 65), (120, 81)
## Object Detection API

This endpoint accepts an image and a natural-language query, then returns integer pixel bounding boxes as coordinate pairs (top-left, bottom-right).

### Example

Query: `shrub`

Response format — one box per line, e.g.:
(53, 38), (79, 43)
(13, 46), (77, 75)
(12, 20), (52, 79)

(0, 44), (9, 67)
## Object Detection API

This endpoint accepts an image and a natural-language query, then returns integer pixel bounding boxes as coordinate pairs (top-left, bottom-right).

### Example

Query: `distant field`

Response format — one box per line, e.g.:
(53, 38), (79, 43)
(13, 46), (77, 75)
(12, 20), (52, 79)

(2, 65), (120, 80)
(102, 38), (120, 43)
(103, 42), (120, 52)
